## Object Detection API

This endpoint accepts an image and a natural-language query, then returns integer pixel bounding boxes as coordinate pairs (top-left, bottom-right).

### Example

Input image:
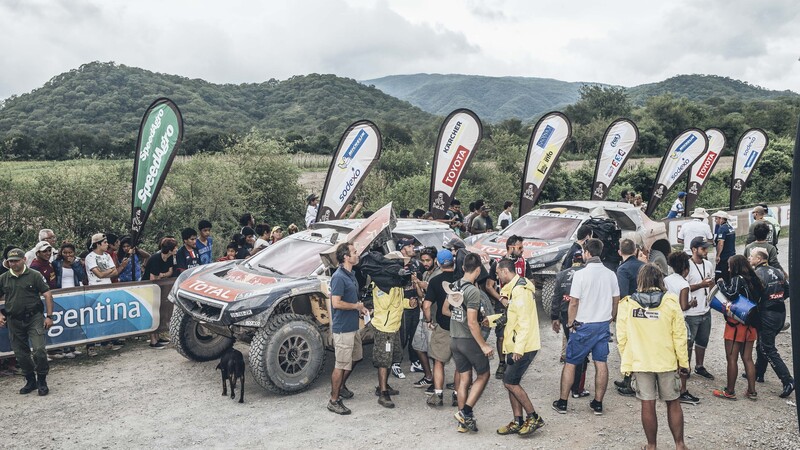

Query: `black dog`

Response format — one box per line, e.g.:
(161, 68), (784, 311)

(216, 348), (245, 403)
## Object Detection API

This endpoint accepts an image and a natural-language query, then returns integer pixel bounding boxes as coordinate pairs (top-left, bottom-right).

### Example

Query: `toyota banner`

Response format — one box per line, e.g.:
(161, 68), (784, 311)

(591, 118), (639, 201)
(729, 128), (768, 209)
(317, 120), (383, 222)
(645, 128), (708, 217)
(518, 112), (572, 215)
(684, 128), (726, 212)
(429, 109), (482, 219)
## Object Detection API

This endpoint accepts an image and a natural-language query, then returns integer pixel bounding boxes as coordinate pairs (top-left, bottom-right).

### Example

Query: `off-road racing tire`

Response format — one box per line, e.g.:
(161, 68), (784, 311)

(249, 313), (326, 395)
(169, 307), (234, 362)
(536, 276), (556, 318)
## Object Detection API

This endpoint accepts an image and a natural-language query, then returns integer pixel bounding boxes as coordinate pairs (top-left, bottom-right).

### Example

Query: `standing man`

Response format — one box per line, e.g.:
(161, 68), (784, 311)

(470, 205), (492, 235)
(745, 223), (785, 274)
(711, 210), (735, 282)
(176, 228), (200, 275)
(371, 253), (407, 408)
(25, 229), (57, 265)
(552, 239), (620, 416)
(394, 238), (422, 379)
(423, 249), (459, 407)
(746, 206), (776, 245)
(750, 248), (794, 397)
(327, 242), (368, 415)
(677, 208), (713, 254)
(497, 201), (514, 229)
(686, 237), (715, 380)
(614, 239), (645, 395)
(449, 253), (494, 433)
(0, 248), (54, 396)
(196, 220), (214, 265)
(411, 247), (440, 388)
(444, 199), (466, 236)
(552, 250), (589, 397)
(561, 225), (592, 271)
(496, 258), (543, 436)
(666, 192), (686, 219)
(305, 194), (319, 228)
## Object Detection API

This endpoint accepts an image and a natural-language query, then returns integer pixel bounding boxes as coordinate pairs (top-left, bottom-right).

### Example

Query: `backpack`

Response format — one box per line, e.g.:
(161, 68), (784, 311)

(357, 251), (411, 293)
(444, 279), (495, 340)
(583, 217), (622, 270)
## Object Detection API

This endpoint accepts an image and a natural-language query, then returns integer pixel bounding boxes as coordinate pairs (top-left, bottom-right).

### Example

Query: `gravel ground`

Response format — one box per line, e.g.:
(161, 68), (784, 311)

(1, 239), (798, 449)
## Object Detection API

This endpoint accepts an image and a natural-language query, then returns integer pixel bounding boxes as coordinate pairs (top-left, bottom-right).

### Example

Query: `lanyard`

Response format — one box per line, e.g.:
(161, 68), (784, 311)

(692, 259), (708, 296)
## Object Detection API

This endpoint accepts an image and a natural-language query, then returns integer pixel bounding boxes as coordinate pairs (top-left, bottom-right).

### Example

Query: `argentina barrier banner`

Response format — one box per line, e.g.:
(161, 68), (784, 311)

(684, 128), (726, 212)
(0, 284), (161, 357)
(591, 118), (638, 201)
(317, 120), (383, 223)
(729, 128), (768, 209)
(429, 109), (482, 219)
(645, 128), (708, 217)
(519, 112), (571, 215)
(130, 98), (184, 245)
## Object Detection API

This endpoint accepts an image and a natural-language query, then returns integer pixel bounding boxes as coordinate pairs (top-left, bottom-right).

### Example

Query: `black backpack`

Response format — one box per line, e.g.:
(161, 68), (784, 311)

(584, 217), (622, 270)
(356, 251), (411, 293)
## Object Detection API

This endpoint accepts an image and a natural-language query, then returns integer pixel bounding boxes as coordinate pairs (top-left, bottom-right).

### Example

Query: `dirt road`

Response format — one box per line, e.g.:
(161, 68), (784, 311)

(1, 237), (797, 449)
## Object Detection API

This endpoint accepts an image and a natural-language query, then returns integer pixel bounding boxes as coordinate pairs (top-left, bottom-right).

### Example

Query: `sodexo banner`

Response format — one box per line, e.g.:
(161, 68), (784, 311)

(729, 128), (768, 209)
(317, 120), (383, 223)
(519, 112), (571, 216)
(429, 109), (482, 219)
(685, 128), (726, 212)
(646, 128), (708, 217)
(0, 284), (161, 356)
(591, 118), (639, 201)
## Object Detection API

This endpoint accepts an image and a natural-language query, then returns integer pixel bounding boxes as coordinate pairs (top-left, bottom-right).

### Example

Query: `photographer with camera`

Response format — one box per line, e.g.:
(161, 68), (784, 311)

(495, 258), (544, 436)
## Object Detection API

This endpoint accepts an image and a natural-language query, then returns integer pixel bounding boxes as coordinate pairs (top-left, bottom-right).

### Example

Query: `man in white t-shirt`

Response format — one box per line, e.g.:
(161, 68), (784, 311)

(664, 251), (701, 405)
(552, 239), (620, 416)
(85, 233), (117, 285)
(685, 236), (715, 380)
(305, 194), (319, 228)
(497, 201), (514, 230)
(677, 208), (713, 254)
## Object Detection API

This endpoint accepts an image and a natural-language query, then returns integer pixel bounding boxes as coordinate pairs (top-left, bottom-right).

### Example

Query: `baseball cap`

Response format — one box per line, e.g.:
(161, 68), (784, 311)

(271, 225), (283, 233)
(396, 238), (414, 251)
(479, 205), (491, 211)
(6, 248), (24, 261)
(437, 249), (454, 267)
(443, 237), (466, 251)
(91, 233), (106, 245)
(306, 194), (318, 203)
(690, 236), (711, 249)
(34, 241), (53, 253)
(572, 250), (584, 262)
(677, 191), (687, 198)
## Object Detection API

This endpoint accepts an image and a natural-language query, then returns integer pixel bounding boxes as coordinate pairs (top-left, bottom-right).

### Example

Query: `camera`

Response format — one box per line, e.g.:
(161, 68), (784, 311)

(494, 312), (508, 329)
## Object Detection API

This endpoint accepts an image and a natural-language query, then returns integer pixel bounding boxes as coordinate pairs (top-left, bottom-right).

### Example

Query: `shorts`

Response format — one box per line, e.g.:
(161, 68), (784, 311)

(333, 331), (363, 371)
(565, 321), (610, 365)
(631, 371), (680, 401)
(684, 311), (712, 348)
(428, 325), (452, 363)
(724, 322), (757, 343)
(372, 330), (402, 368)
(451, 337), (490, 375)
(412, 319), (431, 352)
(503, 350), (537, 385)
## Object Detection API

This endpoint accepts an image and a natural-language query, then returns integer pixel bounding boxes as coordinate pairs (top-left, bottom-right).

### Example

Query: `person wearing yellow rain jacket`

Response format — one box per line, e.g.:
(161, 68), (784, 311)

(616, 263), (689, 450)
(495, 258), (543, 437)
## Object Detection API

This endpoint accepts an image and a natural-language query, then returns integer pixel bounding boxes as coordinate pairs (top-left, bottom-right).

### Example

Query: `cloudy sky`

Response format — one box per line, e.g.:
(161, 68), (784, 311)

(1, 0), (798, 100)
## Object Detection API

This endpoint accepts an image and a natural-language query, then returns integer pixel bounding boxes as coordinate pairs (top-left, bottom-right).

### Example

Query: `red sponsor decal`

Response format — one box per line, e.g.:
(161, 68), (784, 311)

(442, 145), (470, 187)
(225, 268), (278, 286)
(180, 276), (244, 303)
(695, 151), (718, 179)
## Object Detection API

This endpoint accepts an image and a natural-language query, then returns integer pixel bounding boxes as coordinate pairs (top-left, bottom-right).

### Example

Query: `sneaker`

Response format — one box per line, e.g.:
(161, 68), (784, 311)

(410, 361), (424, 373)
(495, 362), (507, 379)
(413, 377), (432, 388)
(425, 384), (435, 395)
(327, 399), (351, 415)
(375, 385), (399, 396)
(694, 366), (714, 379)
(589, 399), (603, 415)
(157, 338), (171, 344)
(63, 352), (76, 359)
(111, 344), (123, 351)
(391, 363), (406, 379)
(446, 382), (455, 390)
(678, 391), (700, 405)
(712, 388), (737, 400)
(617, 386), (636, 397)
(613, 379), (628, 388)
(149, 342), (167, 349)
(51, 352), (64, 359)
(427, 393), (443, 406)
(571, 390), (590, 398)
(780, 382), (795, 399)
(452, 392), (458, 407)
(551, 399), (567, 414)
(519, 416), (545, 436)
(378, 393), (395, 408)
(454, 410), (478, 432)
(457, 423), (470, 433)
(745, 390), (758, 401)
(71, 349), (83, 355)
(496, 420), (522, 435)
(87, 347), (98, 357)
(741, 372), (764, 383)
(339, 385), (354, 399)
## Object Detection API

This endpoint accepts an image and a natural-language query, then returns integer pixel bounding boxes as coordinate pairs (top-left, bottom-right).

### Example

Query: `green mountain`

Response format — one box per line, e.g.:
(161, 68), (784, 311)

(364, 73), (798, 123)
(0, 62), (434, 155)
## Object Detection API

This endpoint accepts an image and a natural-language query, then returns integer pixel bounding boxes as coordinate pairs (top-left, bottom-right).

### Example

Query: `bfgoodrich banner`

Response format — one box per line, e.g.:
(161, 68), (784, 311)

(591, 118), (638, 201)
(130, 98), (183, 245)
(430, 109), (482, 219)
(685, 128), (726, 212)
(519, 112), (571, 215)
(729, 128), (768, 209)
(317, 120), (383, 222)
(645, 128), (708, 217)
(0, 284), (161, 356)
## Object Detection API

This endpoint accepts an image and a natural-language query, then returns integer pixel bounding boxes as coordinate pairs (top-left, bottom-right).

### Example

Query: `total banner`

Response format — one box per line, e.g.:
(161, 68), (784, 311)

(317, 120), (383, 223)
(729, 128), (768, 209)
(519, 112), (572, 215)
(130, 98), (184, 245)
(0, 284), (161, 357)
(645, 128), (708, 217)
(590, 118), (639, 201)
(685, 128), (726, 212)
(429, 109), (482, 219)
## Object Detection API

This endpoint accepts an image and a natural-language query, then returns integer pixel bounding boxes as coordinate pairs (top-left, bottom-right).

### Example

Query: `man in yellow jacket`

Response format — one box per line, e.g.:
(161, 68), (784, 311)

(617, 263), (689, 450)
(495, 258), (543, 437)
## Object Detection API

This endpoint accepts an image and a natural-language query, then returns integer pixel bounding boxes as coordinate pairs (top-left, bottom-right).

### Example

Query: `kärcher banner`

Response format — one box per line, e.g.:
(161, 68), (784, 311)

(429, 109), (482, 219)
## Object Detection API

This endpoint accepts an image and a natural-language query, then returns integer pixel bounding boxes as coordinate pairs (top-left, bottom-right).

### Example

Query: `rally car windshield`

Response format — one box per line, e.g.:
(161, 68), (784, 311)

(248, 236), (331, 277)
(502, 215), (582, 241)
